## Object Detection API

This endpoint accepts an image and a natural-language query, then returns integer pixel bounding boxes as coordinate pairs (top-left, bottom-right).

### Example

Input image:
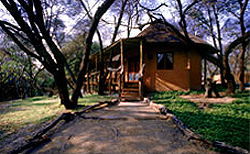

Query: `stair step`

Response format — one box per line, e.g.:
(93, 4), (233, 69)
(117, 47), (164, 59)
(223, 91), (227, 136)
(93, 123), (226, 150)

(120, 96), (141, 101)
(122, 88), (139, 92)
(124, 83), (139, 88)
(121, 89), (139, 95)
(121, 94), (139, 97)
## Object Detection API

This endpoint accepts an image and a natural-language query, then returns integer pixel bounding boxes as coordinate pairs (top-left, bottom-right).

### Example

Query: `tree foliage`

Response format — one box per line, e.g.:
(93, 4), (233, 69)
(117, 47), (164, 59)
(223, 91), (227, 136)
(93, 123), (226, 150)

(0, 34), (50, 101)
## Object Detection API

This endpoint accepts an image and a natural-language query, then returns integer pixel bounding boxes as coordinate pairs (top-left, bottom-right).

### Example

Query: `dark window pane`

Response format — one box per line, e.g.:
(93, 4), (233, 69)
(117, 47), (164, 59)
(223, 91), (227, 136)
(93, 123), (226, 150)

(157, 53), (173, 70)
(157, 54), (165, 69)
(165, 53), (173, 69)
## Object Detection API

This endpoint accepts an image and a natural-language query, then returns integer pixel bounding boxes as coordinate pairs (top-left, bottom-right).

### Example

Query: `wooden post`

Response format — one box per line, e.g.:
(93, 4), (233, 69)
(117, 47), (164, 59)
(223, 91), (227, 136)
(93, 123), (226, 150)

(139, 39), (143, 99)
(119, 72), (121, 101)
(187, 50), (191, 91)
(91, 74), (93, 93)
(109, 71), (112, 95)
(120, 39), (124, 89)
(113, 72), (117, 91)
(87, 72), (90, 93)
(204, 58), (207, 85)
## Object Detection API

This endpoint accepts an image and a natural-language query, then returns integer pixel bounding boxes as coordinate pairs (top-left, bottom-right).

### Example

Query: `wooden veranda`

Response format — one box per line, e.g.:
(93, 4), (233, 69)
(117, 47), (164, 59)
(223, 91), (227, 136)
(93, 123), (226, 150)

(85, 37), (145, 100)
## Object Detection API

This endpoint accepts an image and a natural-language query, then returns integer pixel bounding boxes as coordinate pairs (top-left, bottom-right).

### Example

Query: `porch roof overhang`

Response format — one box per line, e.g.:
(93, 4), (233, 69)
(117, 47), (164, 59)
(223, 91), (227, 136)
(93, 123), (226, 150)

(89, 37), (145, 62)
(104, 37), (144, 54)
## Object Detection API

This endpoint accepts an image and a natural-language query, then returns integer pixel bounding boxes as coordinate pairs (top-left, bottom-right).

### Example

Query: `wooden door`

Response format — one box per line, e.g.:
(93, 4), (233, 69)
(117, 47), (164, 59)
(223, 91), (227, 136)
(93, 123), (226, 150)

(128, 61), (139, 82)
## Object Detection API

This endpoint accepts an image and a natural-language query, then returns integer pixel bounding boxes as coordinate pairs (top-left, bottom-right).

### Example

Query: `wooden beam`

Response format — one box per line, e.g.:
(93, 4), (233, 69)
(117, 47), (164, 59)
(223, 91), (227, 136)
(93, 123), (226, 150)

(204, 58), (207, 85)
(139, 39), (143, 99)
(120, 39), (124, 88)
(187, 50), (191, 91)
(109, 71), (112, 95)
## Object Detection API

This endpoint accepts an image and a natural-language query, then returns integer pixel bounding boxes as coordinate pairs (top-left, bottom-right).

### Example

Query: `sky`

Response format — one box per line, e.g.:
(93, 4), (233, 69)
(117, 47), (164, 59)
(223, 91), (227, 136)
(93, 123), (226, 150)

(0, 0), (197, 46)
(1, 0), (246, 48)
(61, 0), (173, 46)
(61, 0), (140, 46)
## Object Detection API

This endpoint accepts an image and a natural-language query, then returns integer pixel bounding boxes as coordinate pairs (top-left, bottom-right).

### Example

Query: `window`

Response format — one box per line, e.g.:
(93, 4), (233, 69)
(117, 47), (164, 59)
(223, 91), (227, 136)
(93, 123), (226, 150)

(157, 53), (173, 70)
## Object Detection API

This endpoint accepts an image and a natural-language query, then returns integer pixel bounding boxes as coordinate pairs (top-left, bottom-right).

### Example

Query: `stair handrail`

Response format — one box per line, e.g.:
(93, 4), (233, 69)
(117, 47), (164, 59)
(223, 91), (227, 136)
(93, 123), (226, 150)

(107, 65), (122, 72)
(118, 65), (124, 100)
(120, 65), (124, 75)
(139, 63), (145, 78)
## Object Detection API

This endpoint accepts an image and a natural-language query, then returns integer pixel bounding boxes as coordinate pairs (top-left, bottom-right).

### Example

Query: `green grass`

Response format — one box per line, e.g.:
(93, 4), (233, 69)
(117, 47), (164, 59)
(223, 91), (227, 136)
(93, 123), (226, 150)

(0, 94), (114, 141)
(149, 90), (250, 151)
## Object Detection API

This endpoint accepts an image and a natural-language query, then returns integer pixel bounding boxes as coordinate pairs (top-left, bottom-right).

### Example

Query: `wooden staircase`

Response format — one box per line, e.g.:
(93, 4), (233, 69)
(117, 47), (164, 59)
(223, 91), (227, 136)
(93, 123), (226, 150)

(121, 82), (141, 101)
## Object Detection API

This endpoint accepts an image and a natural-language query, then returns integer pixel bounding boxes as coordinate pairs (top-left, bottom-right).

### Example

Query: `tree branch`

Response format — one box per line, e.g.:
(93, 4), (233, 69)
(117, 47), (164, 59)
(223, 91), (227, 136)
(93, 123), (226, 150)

(183, 0), (200, 15)
(224, 31), (250, 56)
(0, 21), (41, 61)
(139, 2), (168, 12)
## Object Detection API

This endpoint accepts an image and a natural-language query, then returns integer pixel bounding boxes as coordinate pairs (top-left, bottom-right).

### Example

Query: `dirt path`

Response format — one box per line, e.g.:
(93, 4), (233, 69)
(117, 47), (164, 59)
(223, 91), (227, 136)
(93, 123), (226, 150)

(31, 101), (218, 154)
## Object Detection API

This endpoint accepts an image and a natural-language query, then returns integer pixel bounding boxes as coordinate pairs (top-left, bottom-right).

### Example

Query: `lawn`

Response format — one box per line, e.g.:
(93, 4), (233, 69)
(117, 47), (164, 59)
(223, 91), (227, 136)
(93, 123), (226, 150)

(149, 90), (250, 151)
(0, 94), (114, 141)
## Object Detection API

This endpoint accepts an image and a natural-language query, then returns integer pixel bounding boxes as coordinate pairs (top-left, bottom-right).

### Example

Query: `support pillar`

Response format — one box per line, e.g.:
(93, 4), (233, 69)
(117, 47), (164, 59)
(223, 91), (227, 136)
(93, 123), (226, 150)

(139, 39), (143, 99)
(120, 39), (124, 89)
(187, 51), (191, 91)
(204, 58), (207, 85)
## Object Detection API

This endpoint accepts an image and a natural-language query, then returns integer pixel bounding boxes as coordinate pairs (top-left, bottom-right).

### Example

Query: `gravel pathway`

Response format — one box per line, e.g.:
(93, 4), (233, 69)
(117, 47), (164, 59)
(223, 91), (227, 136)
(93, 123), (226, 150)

(31, 101), (218, 154)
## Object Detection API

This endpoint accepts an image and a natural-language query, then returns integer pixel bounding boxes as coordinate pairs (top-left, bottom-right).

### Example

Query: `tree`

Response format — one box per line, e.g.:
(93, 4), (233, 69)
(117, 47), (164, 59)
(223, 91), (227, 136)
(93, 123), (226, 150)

(223, 31), (250, 94)
(186, 0), (226, 84)
(62, 33), (86, 88)
(0, 34), (46, 100)
(77, 0), (106, 95)
(227, 0), (249, 91)
(0, 0), (76, 109)
(71, 0), (116, 104)
(0, 0), (116, 108)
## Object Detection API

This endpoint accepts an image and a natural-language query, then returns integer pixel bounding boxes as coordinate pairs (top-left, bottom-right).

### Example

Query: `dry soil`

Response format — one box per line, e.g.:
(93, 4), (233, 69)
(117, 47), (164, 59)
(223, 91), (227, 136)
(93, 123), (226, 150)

(29, 101), (218, 154)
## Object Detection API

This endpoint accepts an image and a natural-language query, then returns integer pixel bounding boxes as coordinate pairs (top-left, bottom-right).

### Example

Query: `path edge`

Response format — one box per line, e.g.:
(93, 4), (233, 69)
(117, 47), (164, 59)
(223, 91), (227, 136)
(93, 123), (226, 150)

(143, 97), (250, 154)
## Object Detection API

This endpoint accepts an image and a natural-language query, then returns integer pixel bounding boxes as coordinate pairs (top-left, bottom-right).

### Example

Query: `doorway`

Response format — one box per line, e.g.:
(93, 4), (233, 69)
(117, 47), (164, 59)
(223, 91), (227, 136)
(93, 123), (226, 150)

(128, 58), (139, 82)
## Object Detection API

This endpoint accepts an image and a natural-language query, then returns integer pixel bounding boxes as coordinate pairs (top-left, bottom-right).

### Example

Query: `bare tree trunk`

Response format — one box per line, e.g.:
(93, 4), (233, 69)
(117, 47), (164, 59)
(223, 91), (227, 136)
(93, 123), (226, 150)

(223, 31), (250, 94)
(71, 0), (115, 104)
(212, 5), (225, 86)
(223, 53), (236, 94)
(54, 68), (76, 109)
(78, 0), (105, 95)
(111, 0), (128, 43)
(176, 0), (190, 40)
(97, 30), (105, 95)
(238, 0), (248, 92)
(207, 6), (218, 50)
(238, 43), (246, 91)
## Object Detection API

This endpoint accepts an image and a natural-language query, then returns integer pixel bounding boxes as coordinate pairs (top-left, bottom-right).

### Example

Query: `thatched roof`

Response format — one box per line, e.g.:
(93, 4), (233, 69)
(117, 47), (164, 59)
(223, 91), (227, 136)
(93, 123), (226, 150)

(89, 21), (218, 62)
(137, 22), (208, 45)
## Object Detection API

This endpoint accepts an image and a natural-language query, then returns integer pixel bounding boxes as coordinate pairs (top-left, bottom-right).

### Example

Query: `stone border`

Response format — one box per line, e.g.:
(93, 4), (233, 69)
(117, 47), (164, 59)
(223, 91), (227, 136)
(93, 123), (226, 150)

(143, 97), (250, 154)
